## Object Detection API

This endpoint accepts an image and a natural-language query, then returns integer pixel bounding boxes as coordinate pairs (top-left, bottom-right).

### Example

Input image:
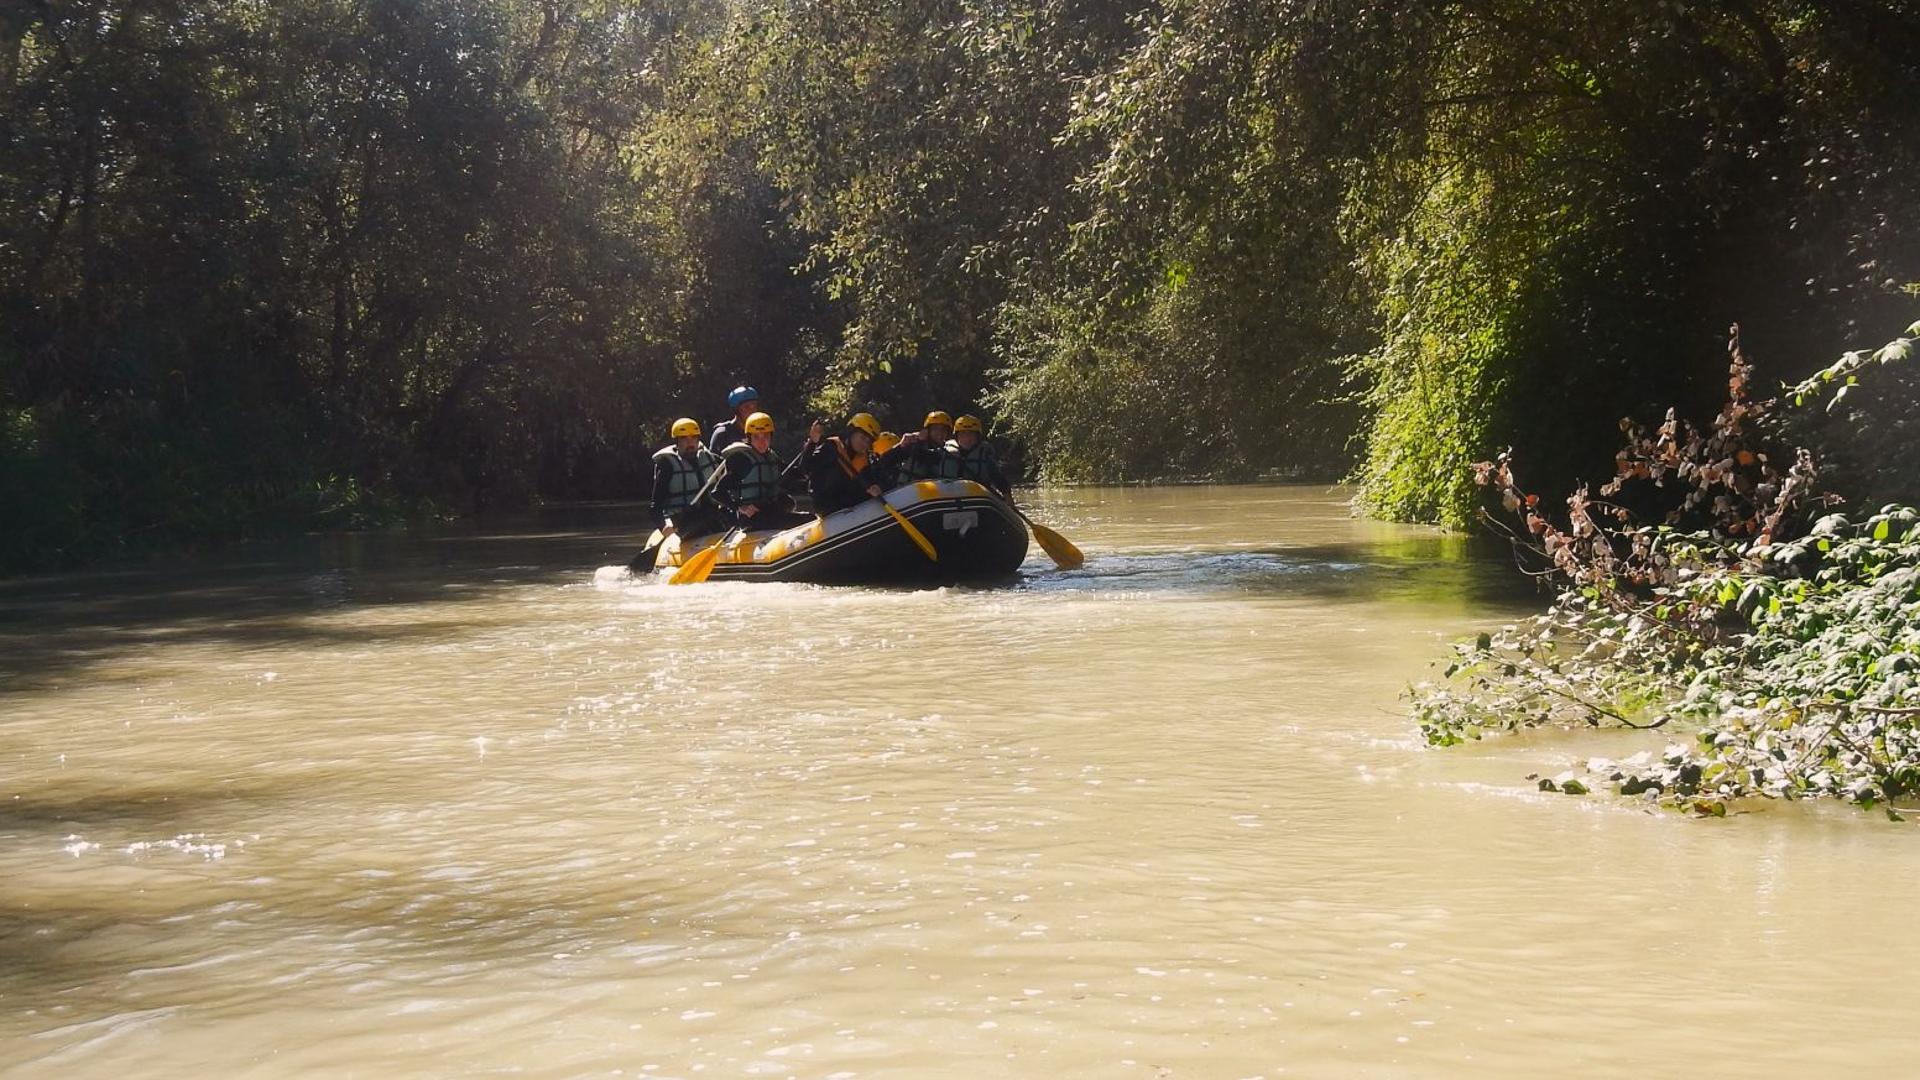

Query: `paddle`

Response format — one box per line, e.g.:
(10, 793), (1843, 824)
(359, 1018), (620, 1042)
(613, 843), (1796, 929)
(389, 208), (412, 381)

(669, 526), (736, 585)
(626, 528), (666, 573)
(1011, 504), (1084, 570)
(780, 427), (819, 479)
(879, 497), (939, 562)
(671, 431), (822, 584)
(636, 457), (732, 576)
(824, 438), (938, 563)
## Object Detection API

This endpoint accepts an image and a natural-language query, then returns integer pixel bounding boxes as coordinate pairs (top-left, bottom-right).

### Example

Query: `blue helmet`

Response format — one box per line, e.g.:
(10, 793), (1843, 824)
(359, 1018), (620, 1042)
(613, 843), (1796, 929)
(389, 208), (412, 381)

(727, 385), (760, 409)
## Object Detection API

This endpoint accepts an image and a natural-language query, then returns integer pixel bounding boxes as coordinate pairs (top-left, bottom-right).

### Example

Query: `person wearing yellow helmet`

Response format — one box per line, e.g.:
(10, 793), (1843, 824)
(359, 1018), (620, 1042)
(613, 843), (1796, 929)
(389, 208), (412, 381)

(879, 408), (962, 482)
(649, 417), (722, 535)
(867, 431), (902, 488)
(714, 411), (810, 530)
(803, 411), (887, 515)
(948, 414), (1011, 498)
(920, 410), (954, 443)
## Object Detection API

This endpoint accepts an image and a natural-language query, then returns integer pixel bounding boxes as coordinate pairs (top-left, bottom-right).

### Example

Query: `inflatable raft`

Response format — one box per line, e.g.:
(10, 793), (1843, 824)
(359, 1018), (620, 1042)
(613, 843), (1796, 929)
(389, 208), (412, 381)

(655, 479), (1029, 584)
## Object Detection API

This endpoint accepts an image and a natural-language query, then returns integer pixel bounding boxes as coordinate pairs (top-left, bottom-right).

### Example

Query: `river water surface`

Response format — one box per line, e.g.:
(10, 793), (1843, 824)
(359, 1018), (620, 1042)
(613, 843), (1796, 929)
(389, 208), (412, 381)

(2, 486), (1916, 1077)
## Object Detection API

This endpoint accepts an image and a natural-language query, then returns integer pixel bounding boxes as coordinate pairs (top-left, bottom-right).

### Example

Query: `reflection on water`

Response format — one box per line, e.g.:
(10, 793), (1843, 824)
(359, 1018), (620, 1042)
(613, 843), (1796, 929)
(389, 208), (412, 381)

(0, 485), (1914, 1077)
(1017, 550), (1369, 594)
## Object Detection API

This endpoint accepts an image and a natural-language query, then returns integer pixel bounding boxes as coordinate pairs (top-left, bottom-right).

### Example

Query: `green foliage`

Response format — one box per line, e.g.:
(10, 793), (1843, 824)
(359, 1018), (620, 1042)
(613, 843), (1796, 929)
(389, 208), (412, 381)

(990, 278), (1356, 482)
(1040, 0), (1920, 520)
(1418, 322), (1920, 812)
(1783, 320), (1920, 511)
(0, 0), (803, 571)
(5, 0), (1920, 573)
(1422, 510), (1920, 811)
(1350, 172), (1517, 527)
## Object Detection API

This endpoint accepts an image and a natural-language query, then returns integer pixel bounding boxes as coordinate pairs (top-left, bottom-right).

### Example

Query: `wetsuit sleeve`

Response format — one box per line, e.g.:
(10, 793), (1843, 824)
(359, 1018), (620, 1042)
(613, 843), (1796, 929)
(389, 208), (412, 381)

(647, 455), (674, 528)
(876, 443), (912, 471)
(801, 441), (830, 491)
(713, 450), (746, 510)
(985, 448), (1012, 498)
(879, 438), (941, 481)
(804, 441), (861, 513)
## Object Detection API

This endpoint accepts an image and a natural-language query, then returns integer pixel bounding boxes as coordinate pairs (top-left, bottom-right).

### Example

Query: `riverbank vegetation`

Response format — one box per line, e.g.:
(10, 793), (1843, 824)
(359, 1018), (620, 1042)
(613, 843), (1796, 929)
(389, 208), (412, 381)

(5, 1), (1919, 572)
(1416, 321), (1920, 813)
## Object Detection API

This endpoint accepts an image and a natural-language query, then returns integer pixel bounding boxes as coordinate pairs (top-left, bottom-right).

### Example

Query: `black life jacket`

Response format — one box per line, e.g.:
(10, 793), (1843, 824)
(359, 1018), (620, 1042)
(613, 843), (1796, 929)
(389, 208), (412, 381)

(652, 444), (719, 513)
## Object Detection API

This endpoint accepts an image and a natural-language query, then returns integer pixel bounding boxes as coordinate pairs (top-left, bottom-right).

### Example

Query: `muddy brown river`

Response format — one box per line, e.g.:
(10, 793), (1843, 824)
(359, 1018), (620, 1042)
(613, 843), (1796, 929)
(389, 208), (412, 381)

(2, 485), (1915, 1077)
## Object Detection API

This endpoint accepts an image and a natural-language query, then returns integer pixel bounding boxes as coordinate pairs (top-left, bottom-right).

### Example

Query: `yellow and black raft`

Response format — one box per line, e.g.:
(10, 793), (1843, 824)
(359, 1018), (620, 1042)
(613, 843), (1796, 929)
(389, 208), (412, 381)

(655, 479), (1030, 585)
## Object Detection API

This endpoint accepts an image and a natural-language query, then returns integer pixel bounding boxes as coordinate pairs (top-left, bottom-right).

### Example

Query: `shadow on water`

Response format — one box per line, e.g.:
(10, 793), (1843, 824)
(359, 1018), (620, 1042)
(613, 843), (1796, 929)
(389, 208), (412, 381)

(0, 786), (759, 1033)
(0, 850), (710, 1026)
(1019, 534), (1543, 610)
(0, 503), (661, 694)
(0, 780), (309, 833)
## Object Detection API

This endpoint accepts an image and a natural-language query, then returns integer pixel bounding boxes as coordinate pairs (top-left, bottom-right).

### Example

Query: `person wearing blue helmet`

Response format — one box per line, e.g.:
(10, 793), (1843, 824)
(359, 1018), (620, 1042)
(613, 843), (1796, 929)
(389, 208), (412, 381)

(708, 384), (761, 452)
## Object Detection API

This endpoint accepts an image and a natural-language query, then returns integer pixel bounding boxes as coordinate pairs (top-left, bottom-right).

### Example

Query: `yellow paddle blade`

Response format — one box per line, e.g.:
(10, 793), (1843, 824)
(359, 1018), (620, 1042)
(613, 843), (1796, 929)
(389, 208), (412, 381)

(668, 538), (723, 585)
(1028, 519), (1084, 570)
(881, 502), (938, 562)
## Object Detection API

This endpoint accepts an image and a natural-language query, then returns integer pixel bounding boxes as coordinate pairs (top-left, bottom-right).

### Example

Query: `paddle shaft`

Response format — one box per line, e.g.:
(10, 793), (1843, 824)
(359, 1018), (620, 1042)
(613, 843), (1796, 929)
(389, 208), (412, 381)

(668, 526), (738, 585)
(1012, 502), (1085, 570)
(823, 439), (938, 563)
(626, 528), (665, 573)
(672, 441), (806, 582)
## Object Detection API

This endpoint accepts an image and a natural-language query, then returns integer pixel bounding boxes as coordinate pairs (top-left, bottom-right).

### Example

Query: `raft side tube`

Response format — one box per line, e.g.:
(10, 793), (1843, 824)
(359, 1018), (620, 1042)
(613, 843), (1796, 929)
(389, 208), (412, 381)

(656, 480), (1028, 584)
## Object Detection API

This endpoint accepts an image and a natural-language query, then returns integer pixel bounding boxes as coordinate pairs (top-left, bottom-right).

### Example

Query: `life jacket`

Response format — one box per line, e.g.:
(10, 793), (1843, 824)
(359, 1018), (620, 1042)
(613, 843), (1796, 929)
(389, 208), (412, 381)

(652, 444), (719, 513)
(723, 442), (783, 505)
(829, 437), (870, 479)
(902, 440), (962, 481)
(946, 439), (998, 483)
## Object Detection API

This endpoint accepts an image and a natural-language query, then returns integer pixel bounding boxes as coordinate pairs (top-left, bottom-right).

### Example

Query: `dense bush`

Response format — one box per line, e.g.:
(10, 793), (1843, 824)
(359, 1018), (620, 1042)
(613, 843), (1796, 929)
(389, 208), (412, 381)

(1416, 321), (1920, 813)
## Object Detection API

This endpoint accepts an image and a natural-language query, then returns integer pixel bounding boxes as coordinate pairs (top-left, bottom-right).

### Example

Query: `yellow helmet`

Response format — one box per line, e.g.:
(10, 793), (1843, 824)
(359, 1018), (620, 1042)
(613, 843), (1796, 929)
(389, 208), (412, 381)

(670, 417), (702, 439)
(953, 414), (984, 434)
(922, 410), (953, 430)
(847, 412), (881, 439)
(873, 431), (900, 455)
(744, 411), (775, 436)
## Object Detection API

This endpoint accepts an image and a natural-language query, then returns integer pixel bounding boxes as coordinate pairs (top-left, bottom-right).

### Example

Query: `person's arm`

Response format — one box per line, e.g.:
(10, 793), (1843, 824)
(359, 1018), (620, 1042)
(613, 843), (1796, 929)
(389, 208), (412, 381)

(985, 447), (1012, 498)
(854, 458), (883, 498)
(876, 437), (918, 472)
(647, 456), (673, 528)
(881, 434), (941, 482)
(712, 450), (744, 511)
(784, 421), (826, 493)
(801, 439), (836, 491)
(804, 443), (857, 511)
